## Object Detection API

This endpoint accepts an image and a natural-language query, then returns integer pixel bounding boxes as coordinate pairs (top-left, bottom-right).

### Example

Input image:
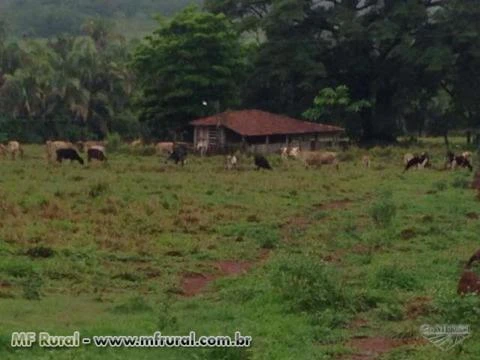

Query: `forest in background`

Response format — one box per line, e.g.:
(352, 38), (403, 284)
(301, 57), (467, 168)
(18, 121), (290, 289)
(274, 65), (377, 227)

(0, 0), (203, 38)
(0, 0), (480, 144)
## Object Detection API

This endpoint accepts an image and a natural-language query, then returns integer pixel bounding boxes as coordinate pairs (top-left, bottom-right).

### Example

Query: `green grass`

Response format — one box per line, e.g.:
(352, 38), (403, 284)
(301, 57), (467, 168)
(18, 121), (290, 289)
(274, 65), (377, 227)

(0, 143), (479, 359)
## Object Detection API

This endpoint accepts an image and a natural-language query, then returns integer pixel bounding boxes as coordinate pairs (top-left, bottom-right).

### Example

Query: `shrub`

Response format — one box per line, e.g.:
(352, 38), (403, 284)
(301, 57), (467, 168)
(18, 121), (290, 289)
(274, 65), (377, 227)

(111, 296), (153, 314)
(270, 255), (349, 313)
(25, 246), (55, 259)
(106, 132), (122, 153)
(376, 303), (404, 321)
(370, 191), (396, 227)
(432, 180), (447, 192)
(372, 264), (421, 291)
(434, 293), (480, 325)
(22, 272), (43, 300)
(451, 177), (470, 189)
(89, 182), (109, 198)
(219, 223), (280, 249)
(1, 260), (34, 277)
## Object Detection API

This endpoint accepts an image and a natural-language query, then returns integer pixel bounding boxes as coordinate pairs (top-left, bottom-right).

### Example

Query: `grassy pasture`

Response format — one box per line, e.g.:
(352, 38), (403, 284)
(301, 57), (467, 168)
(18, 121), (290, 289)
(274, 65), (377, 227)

(0, 142), (480, 359)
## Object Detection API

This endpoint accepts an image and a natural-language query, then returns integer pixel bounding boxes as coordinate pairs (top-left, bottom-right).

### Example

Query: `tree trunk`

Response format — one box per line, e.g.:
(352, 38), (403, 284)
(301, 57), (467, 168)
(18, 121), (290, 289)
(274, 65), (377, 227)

(444, 131), (449, 147)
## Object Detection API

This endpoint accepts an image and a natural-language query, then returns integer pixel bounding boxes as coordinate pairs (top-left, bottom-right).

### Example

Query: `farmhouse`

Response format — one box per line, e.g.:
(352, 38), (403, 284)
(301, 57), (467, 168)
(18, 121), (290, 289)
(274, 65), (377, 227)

(190, 109), (345, 154)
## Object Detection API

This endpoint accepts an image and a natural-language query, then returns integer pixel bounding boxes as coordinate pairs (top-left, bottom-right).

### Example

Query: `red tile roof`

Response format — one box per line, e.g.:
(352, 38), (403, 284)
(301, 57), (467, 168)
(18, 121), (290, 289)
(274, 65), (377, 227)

(190, 110), (344, 137)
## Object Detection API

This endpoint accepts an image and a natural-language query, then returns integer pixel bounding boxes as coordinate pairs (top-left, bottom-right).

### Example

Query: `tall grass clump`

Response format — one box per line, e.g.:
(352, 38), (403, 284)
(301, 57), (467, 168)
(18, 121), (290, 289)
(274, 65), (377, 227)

(88, 181), (110, 198)
(106, 132), (122, 153)
(111, 296), (153, 314)
(270, 255), (350, 313)
(434, 293), (480, 329)
(22, 272), (43, 300)
(370, 191), (396, 227)
(372, 264), (421, 291)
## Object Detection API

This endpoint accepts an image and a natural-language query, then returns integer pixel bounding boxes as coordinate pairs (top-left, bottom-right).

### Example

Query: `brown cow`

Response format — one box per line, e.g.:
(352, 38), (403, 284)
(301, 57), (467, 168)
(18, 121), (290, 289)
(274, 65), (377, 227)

(299, 151), (339, 170)
(130, 139), (143, 148)
(155, 142), (175, 155)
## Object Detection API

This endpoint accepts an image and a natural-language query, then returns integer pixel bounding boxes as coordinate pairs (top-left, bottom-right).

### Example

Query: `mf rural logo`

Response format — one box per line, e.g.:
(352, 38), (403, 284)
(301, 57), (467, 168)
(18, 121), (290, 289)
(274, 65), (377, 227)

(420, 324), (471, 351)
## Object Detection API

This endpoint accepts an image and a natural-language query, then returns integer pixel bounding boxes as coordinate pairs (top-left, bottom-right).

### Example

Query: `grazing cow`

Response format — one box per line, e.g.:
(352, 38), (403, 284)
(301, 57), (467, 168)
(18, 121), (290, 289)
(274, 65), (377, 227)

(56, 148), (84, 165)
(225, 155), (238, 170)
(166, 146), (187, 166)
(281, 146), (300, 159)
(130, 139), (143, 148)
(46, 141), (76, 162)
(403, 153), (414, 165)
(299, 151), (339, 170)
(446, 151), (473, 171)
(403, 152), (430, 172)
(362, 155), (371, 168)
(196, 140), (208, 157)
(463, 151), (473, 161)
(87, 146), (107, 163)
(254, 155), (272, 170)
(7, 141), (23, 160)
(0, 144), (7, 158)
(76, 141), (106, 153)
(155, 142), (175, 155)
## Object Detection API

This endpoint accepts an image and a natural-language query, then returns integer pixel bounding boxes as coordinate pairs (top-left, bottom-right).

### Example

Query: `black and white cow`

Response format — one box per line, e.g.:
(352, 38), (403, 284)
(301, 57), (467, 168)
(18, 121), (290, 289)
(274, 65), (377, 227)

(403, 152), (430, 172)
(446, 151), (473, 171)
(56, 148), (84, 165)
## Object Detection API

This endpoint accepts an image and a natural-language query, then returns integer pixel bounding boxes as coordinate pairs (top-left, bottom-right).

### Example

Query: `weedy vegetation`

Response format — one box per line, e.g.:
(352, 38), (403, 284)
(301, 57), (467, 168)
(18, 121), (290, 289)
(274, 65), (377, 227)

(0, 142), (479, 359)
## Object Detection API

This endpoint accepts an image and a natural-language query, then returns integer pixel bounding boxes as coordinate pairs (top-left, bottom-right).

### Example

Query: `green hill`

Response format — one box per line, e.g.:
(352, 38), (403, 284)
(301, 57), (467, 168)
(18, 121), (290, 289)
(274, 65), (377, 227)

(0, 0), (203, 38)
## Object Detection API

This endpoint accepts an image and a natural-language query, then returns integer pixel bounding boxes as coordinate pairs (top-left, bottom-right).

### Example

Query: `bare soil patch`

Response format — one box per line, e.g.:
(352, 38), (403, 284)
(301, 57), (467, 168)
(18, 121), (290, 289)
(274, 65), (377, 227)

(466, 212), (479, 220)
(313, 198), (352, 210)
(181, 272), (217, 297)
(180, 249), (271, 297)
(343, 337), (424, 360)
(405, 296), (432, 319)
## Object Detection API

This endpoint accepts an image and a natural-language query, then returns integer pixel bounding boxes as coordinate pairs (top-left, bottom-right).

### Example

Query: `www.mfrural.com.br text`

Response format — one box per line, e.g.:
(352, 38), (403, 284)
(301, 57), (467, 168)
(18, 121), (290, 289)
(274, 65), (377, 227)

(11, 331), (252, 348)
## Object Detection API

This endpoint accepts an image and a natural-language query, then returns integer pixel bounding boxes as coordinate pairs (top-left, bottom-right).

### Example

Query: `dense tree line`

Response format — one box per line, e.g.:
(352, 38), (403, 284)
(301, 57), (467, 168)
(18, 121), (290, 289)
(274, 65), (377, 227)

(1, 1), (480, 143)
(203, 0), (480, 142)
(0, 19), (138, 141)
(0, 0), (203, 38)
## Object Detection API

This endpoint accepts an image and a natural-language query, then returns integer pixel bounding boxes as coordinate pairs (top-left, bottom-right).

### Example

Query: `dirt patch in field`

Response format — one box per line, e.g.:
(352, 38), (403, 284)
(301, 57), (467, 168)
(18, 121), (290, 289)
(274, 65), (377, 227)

(325, 244), (372, 264)
(216, 261), (253, 275)
(284, 215), (311, 229)
(314, 198), (352, 210)
(344, 337), (424, 360)
(466, 212), (479, 220)
(181, 249), (271, 297)
(181, 272), (217, 297)
(347, 317), (369, 330)
(405, 296), (432, 319)
(400, 228), (416, 240)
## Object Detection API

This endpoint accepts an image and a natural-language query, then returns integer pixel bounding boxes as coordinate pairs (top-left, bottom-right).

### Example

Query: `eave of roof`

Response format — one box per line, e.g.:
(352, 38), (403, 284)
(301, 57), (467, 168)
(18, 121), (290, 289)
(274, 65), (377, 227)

(190, 110), (344, 137)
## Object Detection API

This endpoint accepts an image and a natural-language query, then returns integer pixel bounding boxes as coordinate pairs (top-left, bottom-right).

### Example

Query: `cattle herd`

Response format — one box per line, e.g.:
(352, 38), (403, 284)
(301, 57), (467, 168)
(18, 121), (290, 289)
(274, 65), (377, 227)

(0, 140), (475, 174)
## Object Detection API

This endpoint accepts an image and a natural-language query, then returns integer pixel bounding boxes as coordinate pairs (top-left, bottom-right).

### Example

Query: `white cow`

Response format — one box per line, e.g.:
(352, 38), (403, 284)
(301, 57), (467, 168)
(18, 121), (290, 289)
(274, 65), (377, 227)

(7, 141), (24, 160)
(196, 140), (208, 157)
(225, 155), (238, 170)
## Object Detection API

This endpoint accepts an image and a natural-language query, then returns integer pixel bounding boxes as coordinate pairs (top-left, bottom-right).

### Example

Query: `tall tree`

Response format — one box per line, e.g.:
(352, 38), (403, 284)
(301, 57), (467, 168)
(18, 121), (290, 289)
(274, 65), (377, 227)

(133, 6), (247, 138)
(208, 0), (450, 142)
